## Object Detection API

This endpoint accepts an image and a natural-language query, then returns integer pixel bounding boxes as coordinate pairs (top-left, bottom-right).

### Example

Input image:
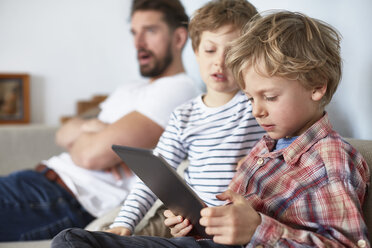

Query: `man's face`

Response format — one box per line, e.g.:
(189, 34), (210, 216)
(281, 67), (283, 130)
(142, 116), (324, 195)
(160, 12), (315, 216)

(131, 10), (174, 79)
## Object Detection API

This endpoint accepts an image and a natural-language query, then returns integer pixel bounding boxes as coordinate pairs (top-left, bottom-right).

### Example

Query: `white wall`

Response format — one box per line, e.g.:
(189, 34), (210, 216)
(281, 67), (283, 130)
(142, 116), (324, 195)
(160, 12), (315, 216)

(0, 0), (371, 140)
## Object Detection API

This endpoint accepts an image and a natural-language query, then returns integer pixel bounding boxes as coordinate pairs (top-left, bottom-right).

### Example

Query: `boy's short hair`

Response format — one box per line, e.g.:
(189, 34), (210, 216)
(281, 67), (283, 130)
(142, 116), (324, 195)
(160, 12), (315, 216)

(226, 11), (342, 107)
(131, 0), (188, 30)
(189, 0), (258, 51)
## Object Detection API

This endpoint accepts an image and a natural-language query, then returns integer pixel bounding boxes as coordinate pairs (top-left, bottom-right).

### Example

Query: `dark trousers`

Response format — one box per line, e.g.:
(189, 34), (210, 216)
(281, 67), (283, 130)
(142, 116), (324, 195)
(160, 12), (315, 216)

(52, 228), (243, 248)
(0, 170), (94, 241)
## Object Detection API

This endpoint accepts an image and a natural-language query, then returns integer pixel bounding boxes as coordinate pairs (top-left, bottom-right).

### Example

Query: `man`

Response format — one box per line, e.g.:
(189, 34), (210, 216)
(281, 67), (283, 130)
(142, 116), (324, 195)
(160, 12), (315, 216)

(0, 0), (198, 241)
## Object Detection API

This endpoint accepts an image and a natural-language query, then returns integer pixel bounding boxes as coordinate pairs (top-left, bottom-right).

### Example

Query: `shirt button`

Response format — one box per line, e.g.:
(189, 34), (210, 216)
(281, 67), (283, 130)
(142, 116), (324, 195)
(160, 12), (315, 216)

(357, 239), (366, 248)
(257, 158), (264, 165)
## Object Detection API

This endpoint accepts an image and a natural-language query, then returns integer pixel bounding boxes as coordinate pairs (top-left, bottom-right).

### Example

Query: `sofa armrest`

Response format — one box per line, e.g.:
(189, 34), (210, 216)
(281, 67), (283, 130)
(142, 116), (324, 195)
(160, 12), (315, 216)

(0, 124), (63, 175)
(345, 138), (372, 240)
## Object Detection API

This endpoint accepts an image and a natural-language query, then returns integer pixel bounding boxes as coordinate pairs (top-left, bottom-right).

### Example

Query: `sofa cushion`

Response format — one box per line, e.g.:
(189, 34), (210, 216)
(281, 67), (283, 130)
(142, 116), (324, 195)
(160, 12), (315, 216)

(345, 138), (372, 239)
(0, 125), (63, 175)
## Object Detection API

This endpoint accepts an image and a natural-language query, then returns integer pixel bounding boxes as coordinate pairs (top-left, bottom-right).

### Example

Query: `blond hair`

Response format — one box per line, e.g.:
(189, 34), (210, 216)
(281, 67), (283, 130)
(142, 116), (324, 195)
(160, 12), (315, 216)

(189, 0), (257, 51)
(226, 11), (342, 107)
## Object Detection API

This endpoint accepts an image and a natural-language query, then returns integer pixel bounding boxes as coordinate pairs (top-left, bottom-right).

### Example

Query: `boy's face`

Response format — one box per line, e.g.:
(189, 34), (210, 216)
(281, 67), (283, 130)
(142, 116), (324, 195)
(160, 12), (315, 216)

(242, 62), (326, 139)
(131, 10), (174, 79)
(195, 25), (240, 96)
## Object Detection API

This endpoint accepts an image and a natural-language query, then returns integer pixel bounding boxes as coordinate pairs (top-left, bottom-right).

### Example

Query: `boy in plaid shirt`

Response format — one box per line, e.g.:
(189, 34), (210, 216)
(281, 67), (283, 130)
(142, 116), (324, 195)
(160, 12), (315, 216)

(51, 10), (370, 248)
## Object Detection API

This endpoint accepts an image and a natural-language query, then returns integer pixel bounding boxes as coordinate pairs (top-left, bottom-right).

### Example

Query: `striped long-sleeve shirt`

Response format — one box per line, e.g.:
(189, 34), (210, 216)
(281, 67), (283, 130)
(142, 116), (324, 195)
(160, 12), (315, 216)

(111, 91), (265, 231)
(230, 113), (370, 247)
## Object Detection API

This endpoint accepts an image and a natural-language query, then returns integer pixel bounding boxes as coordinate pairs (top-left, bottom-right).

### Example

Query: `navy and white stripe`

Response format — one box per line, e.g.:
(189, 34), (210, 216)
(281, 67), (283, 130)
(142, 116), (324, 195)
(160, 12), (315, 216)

(111, 91), (265, 231)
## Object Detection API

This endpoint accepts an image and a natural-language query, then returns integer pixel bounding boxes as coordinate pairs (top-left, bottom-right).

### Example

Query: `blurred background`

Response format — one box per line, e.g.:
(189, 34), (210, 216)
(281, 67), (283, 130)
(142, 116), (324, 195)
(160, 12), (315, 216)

(0, 0), (371, 139)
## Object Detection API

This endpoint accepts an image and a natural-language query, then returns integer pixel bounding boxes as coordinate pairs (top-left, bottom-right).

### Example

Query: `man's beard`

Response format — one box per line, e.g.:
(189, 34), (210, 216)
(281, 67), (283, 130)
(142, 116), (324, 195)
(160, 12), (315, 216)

(139, 45), (173, 78)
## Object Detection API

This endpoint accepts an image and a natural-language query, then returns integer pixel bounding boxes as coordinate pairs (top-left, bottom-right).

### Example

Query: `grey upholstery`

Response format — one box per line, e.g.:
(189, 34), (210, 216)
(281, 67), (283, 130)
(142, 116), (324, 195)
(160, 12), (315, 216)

(345, 138), (372, 238)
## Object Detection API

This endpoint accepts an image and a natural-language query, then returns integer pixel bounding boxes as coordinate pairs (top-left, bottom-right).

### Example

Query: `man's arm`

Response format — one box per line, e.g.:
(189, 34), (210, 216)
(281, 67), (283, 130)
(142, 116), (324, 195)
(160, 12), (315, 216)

(69, 111), (164, 170)
(55, 117), (89, 149)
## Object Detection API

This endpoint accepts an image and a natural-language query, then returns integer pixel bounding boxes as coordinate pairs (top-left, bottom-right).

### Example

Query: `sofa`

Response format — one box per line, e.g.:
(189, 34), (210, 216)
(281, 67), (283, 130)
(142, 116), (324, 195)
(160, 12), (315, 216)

(0, 124), (173, 247)
(0, 125), (371, 247)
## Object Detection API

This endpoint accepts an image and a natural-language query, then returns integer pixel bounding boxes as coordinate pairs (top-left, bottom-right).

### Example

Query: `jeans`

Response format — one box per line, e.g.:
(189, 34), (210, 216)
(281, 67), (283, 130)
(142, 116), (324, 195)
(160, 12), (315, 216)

(0, 170), (94, 241)
(52, 228), (243, 248)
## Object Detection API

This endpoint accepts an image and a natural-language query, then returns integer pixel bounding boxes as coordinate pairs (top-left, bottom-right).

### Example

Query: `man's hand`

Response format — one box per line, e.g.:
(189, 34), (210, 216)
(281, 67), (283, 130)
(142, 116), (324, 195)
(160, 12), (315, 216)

(55, 118), (87, 149)
(163, 209), (193, 237)
(81, 119), (108, 133)
(104, 162), (133, 180)
(55, 118), (107, 150)
(69, 111), (164, 171)
(105, 226), (132, 236)
(200, 190), (261, 245)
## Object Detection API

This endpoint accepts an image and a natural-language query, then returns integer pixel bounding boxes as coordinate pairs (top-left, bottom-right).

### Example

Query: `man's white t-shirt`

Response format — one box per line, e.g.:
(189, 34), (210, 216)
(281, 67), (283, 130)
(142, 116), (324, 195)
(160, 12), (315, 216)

(44, 73), (198, 217)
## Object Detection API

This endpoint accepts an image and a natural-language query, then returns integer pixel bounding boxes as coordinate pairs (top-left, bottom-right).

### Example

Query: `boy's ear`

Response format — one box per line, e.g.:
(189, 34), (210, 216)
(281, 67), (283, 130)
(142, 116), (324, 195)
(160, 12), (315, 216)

(194, 47), (199, 56)
(311, 84), (327, 101)
(173, 27), (188, 50)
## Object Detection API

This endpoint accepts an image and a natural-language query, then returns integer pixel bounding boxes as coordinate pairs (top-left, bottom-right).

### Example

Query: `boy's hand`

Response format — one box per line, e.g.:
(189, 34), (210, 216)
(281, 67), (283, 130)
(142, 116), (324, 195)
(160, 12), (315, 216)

(163, 209), (193, 237)
(200, 190), (261, 245)
(105, 226), (131, 236)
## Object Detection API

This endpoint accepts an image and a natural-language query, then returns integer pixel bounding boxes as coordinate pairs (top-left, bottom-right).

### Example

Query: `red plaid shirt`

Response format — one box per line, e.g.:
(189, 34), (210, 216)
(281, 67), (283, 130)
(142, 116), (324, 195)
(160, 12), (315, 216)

(230, 114), (370, 247)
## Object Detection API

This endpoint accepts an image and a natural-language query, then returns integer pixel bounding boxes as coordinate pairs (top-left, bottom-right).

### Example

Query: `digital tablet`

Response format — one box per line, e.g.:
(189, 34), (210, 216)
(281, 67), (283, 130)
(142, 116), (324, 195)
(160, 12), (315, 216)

(111, 145), (211, 238)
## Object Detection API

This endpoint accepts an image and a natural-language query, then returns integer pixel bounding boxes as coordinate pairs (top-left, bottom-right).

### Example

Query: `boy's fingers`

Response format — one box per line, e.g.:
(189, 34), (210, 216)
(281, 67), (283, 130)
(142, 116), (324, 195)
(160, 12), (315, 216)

(212, 233), (237, 245)
(216, 190), (246, 204)
(177, 223), (193, 236)
(170, 219), (192, 237)
(201, 191), (248, 219)
(215, 189), (232, 201)
(201, 204), (229, 218)
(163, 209), (176, 218)
(216, 189), (240, 201)
(200, 215), (226, 227)
(164, 215), (183, 227)
(205, 225), (227, 236)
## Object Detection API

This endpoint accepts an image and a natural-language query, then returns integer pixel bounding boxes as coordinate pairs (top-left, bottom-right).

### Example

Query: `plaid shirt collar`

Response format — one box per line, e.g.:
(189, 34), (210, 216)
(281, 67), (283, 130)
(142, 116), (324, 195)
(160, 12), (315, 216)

(257, 112), (333, 166)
